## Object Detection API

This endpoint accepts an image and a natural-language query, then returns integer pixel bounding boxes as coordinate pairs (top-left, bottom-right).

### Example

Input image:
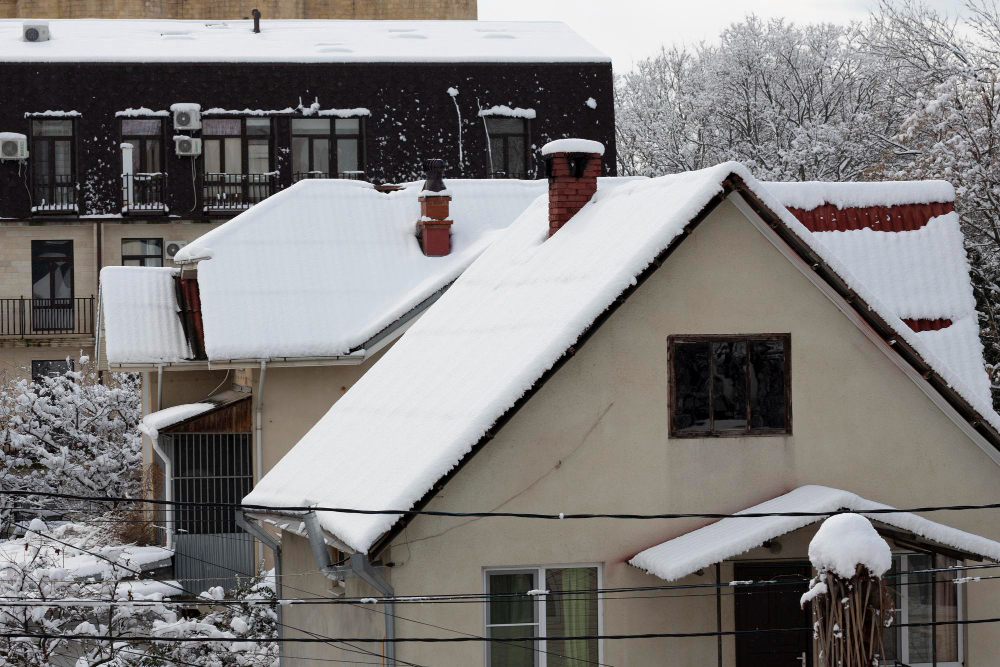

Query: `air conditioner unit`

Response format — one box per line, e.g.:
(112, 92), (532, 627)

(174, 136), (202, 157)
(172, 104), (202, 131)
(165, 241), (189, 260)
(23, 21), (50, 42)
(0, 133), (28, 160)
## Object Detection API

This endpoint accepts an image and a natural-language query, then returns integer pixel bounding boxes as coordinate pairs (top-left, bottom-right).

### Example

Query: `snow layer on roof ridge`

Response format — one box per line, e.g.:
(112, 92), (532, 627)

(245, 162), (1000, 554)
(811, 213), (977, 320)
(763, 180), (955, 211)
(629, 485), (1000, 582)
(0, 19), (609, 64)
(100, 266), (190, 364)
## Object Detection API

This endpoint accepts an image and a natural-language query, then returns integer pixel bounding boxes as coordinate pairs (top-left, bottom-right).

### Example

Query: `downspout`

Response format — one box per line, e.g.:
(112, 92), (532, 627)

(303, 511), (396, 666)
(255, 360), (267, 564)
(150, 364), (174, 550)
(237, 512), (283, 667)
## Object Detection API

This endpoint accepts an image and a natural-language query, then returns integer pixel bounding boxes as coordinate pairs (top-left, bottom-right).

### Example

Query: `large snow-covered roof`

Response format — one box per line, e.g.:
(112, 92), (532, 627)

(245, 163), (1000, 554)
(630, 486), (1000, 582)
(179, 179), (550, 361)
(100, 267), (190, 364)
(0, 19), (609, 64)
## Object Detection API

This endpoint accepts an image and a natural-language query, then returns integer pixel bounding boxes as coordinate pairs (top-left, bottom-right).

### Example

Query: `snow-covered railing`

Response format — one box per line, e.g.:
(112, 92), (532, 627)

(0, 296), (96, 338)
(203, 172), (276, 212)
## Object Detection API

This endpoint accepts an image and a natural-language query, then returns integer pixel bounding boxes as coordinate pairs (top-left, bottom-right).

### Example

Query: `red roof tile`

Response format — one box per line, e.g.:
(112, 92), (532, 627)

(787, 201), (953, 232)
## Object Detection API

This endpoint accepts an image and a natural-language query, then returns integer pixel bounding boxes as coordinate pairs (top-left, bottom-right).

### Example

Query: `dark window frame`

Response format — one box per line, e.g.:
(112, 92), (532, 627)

(485, 116), (531, 179)
(31, 239), (74, 302)
(290, 117), (366, 180)
(29, 118), (78, 214)
(31, 358), (72, 382)
(201, 117), (274, 175)
(668, 334), (792, 438)
(120, 118), (166, 174)
(121, 238), (164, 266)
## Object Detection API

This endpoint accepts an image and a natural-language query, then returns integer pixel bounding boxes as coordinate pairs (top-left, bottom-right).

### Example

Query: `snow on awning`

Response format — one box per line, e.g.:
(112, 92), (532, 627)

(101, 266), (191, 365)
(630, 486), (1000, 582)
(140, 403), (215, 440)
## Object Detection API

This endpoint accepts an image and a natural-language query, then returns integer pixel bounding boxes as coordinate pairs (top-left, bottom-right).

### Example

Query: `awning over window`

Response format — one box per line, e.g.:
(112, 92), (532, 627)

(630, 485), (1000, 582)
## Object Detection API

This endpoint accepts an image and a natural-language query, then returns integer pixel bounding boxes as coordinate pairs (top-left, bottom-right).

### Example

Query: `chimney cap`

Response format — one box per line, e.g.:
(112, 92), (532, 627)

(541, 138), (605, 157)
(421, 158), (448, 194)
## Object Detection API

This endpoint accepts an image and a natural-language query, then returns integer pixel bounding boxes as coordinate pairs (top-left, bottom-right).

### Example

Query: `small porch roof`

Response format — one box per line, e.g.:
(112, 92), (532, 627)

(139, 390), (249, 439)
(630, 486), (1000, 582)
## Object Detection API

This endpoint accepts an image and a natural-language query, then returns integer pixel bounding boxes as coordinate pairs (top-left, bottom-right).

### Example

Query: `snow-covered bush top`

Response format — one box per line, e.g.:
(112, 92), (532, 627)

(808, 514), (891, 578)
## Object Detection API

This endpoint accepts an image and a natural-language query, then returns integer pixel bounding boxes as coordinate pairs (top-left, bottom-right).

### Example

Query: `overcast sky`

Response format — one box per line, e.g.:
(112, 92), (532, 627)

(478, 0), (967, 71)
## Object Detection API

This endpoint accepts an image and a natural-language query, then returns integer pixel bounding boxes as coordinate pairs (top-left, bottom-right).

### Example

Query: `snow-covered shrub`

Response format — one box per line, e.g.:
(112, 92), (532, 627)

(0, 356), (142, 532)
(801, 514), (892, 667)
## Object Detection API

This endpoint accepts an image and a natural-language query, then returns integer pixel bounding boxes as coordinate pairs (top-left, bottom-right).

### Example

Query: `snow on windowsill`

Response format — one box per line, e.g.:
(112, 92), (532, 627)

(24, 110), (81, 117)
(478, 105), (536, 119)
(116, 107), (170, 117)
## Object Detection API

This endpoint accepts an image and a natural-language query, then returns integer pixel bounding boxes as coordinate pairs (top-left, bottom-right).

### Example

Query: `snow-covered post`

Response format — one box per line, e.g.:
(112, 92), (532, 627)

(121, 142), (134, 210)
(801, 514), (892, 667)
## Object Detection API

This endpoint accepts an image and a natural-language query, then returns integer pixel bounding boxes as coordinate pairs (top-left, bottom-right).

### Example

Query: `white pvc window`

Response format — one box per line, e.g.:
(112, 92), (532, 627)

(884, 554), (964, 666)
(484, 564), (602, 667)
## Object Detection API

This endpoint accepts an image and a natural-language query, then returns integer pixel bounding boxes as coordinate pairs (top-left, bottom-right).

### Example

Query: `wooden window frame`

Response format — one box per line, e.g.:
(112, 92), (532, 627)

(290, 117), (366, 178)
(120, 118), (166, 174)
(121, 238), (164, 266)
(29, 118), (78, 214)
(485, 117), (532, 179)
(668, 333), (792, 438)
(202, 117), (273, 175)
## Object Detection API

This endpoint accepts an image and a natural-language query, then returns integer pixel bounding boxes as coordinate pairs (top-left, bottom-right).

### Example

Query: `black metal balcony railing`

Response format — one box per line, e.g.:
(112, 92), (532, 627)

(0, 297), (95, 337)
(292, 171), (369, 183)
(122, 173), (167, 214)
(33, 175), (77, 213)
(203, 173), (275, 212)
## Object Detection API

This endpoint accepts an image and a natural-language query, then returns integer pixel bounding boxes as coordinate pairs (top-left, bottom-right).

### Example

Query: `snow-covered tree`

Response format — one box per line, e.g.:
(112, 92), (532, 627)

(0, 356), (142, 531)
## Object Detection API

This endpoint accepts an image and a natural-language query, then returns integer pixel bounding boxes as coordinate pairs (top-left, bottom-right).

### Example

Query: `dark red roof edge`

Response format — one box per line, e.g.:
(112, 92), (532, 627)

(788, 201), (953, 232)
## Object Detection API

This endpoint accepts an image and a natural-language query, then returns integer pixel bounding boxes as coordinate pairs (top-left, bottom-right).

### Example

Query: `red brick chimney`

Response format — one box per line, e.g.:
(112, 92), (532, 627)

(542, 139), (604, 236)
(416, 159), (452, 256)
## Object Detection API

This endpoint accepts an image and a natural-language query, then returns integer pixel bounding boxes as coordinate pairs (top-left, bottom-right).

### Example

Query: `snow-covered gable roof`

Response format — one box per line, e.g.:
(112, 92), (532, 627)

(764, 181), (990, 404)
(0, 20), (609, 64)
(245, 163), (1000, 554)
(100, 267), (190, 364)
(178, 179), (552, 362)
(630, 485), (1000, 582)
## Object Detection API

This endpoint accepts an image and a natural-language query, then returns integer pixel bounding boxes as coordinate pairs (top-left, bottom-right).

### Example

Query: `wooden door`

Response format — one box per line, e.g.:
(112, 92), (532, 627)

(734, 562), (812, 667)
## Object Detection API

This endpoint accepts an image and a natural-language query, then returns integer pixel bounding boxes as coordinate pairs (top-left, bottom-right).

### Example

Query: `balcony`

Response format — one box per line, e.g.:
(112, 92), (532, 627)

(0, 297), (95, 338)
(122, 173), (167, 215)
(32, 175), (78, 214)
(203, 173), (275, 213)
(292, 171), (368, 183)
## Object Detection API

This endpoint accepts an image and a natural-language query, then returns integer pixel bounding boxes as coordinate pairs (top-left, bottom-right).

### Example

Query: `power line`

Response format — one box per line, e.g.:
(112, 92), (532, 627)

(5, 489), (1000, 521)
(4, 616), (1000, 644)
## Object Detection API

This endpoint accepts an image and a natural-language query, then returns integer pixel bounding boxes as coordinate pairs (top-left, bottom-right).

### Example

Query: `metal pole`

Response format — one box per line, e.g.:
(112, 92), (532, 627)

(932, 559), (938, 667)
(716, 562), (723, 667)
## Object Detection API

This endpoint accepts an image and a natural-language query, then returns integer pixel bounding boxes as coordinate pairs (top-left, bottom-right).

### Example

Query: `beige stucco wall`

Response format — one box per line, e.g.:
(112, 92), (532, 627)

(278, 197), (1000, 665)
(0, 0), (476, 19)
(0, 219), (222, 380)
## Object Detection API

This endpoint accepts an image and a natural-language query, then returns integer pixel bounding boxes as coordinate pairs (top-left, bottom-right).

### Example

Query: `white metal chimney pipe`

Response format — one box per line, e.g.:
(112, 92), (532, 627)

(121, 143), (134, 210)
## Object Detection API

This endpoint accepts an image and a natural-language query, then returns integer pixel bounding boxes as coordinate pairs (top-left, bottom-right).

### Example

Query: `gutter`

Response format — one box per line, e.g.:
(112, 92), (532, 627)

(255, 360), (267, 564)
(236, 511), (284, 667)
(149, 364), (174, 550)
(303, 511), (395, 666)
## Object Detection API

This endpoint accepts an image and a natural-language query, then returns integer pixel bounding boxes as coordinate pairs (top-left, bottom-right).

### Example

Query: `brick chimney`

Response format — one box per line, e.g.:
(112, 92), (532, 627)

(417, 158), (452, 256)
(542, 139), (604, 236)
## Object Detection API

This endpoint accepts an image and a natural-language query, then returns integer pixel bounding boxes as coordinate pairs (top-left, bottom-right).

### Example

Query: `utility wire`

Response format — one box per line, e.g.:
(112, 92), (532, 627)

(5, 489), (1000, 521)
(4, 616), (1000, 644)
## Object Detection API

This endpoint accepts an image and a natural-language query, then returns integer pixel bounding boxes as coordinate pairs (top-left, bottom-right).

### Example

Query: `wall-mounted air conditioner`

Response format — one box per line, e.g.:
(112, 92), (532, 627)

(165, 241), (189, 260)
(23, 22), (50, 42)
(0, 133), (28, 160)
(171, 104), (202, 131)
(174, 136), (202, 157)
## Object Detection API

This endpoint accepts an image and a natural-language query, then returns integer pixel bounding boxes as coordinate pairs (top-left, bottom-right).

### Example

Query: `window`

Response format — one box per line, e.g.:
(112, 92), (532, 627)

(484, 565), (600, 666)
(31, 359), (71, 382)
(31, 119), (76, 212)
(884, 554), (963, 666)
(669, 334), (790, 437)
(291, 118), (365, 180)
(203, 118), (274, 209)
(31, 240), (74, 331)
(121, 119), (164, 173)
(485, 117), (529, 179)
(122, 238), (163, 267)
